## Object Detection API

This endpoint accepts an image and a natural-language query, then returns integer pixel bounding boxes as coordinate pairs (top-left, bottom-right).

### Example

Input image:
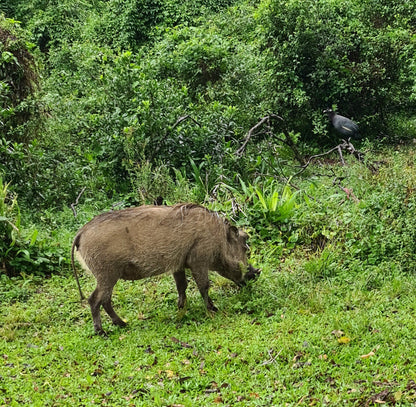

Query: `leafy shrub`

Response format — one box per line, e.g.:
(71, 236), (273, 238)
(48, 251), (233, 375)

(23, 0), (95, 53)
(91, 0), (163, 50)
(0, 178), (67, 277)
(156, 25), (231, 91)
(0, 178), (20, 275)
(292, 147), (416, 276)
(18, 0), (238, 53)
(1, 1), (273, 208)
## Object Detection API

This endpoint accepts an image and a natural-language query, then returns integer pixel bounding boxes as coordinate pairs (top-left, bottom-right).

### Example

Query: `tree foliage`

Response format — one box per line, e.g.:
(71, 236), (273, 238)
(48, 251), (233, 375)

(0, 14), (39, 142)
(263, 0), (416, 139)
(1, 0), (416, 209)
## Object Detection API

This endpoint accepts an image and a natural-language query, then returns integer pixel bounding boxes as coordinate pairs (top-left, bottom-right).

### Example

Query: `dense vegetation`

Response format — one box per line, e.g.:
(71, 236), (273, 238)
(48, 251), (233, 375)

(1, 0), (416, 405)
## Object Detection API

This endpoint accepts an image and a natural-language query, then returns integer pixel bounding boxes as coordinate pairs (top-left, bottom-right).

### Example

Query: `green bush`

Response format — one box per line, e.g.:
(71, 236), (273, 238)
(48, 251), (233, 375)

(155, 25), (231, 91)
(292, 147), (416, 275)
(0, 178), (67, 277)
(91, 0), (163, 50)
(1, 1), (273, 207)
(262, 0), (416, 141)
(3, 0), (416, 222)
(0, 178), (20, 274)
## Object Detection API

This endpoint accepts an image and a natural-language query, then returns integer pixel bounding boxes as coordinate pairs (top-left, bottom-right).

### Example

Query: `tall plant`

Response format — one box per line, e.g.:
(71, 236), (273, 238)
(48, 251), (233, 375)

(0, 178), (20, 274)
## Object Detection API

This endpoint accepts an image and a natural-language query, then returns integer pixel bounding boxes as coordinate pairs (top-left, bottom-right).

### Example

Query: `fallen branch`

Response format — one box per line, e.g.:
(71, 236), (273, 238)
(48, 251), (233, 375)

(293, 139), (365, 177)
(71, 187), (86, 218)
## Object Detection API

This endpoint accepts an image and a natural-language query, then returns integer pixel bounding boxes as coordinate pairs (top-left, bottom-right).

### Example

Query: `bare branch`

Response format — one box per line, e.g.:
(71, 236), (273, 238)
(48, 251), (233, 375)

(236, 114), (306, 165)
(171, 115), (202, 131)
(292, 139), (365, 177)
(236, 115), (281, 157)
(71, 187), (86, 218)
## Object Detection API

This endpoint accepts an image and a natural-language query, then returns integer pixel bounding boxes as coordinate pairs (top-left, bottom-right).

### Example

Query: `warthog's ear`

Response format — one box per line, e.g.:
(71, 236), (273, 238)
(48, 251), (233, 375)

(238, 230), (248, 240)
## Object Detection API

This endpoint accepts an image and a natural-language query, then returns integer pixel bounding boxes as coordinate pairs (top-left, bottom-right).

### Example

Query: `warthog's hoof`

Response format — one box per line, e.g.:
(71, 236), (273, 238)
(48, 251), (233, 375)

(95, 328), (108, 337)
(113, 319), (127, 327)
(208, 305), (218, 313)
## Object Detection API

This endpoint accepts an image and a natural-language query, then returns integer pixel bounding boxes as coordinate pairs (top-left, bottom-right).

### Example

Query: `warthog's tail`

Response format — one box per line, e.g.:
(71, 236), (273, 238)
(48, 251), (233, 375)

(71, 235), (85, 301)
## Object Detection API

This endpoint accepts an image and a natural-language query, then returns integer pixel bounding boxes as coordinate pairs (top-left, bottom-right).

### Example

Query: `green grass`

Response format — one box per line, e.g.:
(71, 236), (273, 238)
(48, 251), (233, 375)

(3, 146), (416, 406)
(2, 262), (416, 406)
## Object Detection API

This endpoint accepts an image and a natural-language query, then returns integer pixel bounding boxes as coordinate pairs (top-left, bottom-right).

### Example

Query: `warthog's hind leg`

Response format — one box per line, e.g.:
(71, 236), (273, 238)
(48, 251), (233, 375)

(89, 281), (125, 335)
(88, 287), (105, 335)
(102, 295), (126, 328)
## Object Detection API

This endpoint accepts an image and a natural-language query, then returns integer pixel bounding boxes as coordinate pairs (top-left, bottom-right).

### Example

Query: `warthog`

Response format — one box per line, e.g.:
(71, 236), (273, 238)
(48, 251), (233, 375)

(71, 204), (260, 335)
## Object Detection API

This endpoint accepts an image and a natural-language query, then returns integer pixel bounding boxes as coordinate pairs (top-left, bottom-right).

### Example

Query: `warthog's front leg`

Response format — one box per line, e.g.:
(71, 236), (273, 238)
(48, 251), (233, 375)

(190, 267), (218, 312)
(173, 269), (188, 309)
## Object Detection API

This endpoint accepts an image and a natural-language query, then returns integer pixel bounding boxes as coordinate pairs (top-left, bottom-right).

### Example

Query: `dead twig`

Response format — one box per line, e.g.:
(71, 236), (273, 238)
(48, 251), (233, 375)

(71, 187), (86, 218)
(236, 115), (281, 157)
(259, 348), (282, 366)
(333, 177), (360, 204)
(339, 186), (360, 203)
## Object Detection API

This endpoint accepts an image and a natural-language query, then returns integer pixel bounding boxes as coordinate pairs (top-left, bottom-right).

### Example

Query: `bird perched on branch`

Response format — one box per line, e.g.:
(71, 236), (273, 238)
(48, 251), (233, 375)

(323, 108), (360, 140)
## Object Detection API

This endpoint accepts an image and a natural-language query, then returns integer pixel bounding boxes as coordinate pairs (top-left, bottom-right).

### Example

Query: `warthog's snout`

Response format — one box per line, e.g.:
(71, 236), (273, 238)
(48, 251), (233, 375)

(238, 264), (261, 287)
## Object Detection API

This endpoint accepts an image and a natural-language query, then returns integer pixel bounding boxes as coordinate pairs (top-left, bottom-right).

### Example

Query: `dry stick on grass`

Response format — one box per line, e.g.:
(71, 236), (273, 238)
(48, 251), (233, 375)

(71, 187), (86, 218)
(259, 348), (283, 366)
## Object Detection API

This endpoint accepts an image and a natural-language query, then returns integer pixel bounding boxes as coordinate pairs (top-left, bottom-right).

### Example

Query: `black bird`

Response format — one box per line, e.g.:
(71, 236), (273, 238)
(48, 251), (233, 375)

(323, 108), (360, 139)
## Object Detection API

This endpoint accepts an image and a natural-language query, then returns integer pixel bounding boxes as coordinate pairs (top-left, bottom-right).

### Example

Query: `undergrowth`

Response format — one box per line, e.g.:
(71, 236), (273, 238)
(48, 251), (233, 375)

(2, 146), (416, 405)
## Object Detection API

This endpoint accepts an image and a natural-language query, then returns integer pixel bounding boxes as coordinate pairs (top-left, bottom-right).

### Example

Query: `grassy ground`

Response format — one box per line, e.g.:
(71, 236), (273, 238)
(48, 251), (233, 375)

(2, 259), (416, 406)
(3, 147), (416, 406)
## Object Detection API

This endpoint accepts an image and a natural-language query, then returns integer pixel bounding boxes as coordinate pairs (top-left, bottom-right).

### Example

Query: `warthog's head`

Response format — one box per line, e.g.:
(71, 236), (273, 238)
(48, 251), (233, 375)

(216, 225), (261, 285)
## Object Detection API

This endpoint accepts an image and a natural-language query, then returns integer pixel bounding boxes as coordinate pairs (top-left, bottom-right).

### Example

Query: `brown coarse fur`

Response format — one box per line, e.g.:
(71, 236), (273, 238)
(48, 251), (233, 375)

(71, 203), (255, 335)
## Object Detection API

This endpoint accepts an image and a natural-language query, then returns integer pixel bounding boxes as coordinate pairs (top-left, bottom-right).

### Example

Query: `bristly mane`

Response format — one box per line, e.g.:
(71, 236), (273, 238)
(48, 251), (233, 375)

(83, 203), (230, 229)
(172, 203), (229, 224)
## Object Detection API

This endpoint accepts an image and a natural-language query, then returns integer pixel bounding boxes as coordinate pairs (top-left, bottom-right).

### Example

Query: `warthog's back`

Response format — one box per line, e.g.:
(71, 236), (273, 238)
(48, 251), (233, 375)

(74, 204), (229, 279)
